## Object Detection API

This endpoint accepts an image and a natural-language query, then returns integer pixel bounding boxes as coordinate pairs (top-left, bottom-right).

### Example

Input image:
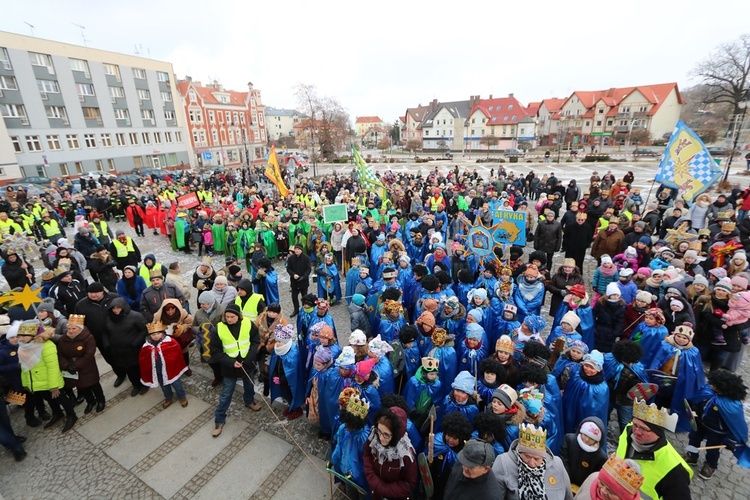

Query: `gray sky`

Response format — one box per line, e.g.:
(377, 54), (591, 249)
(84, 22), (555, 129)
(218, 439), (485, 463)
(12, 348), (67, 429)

(2, 0), (747, 124)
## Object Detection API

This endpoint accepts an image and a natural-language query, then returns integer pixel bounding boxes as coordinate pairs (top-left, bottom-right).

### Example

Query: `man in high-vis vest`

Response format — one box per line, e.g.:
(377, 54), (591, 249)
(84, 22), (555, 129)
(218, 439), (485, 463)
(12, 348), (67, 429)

(138, 254), (166, 286)
(234, 279), (265, 322)
(89, 212), (113, 247)
(616, 398), (692, 500)
(209, 303), (261, 437)
(109, 229), (141, 270)
(40, 212), (65, 245)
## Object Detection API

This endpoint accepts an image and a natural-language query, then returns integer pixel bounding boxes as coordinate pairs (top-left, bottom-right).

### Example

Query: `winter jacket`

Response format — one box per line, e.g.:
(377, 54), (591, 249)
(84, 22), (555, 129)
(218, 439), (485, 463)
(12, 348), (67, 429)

(562, 222), (594, 258)
(534, 220), (563, 253)
(1, 256), (35, 289)
(349, 301), (372, 337)
(49, 279), (87, 317)
(591, 268), (618, 295)
(139, 282), (186, 322)
(21, 340), (65, 392)
(444, 462), (504, 500)
(103, 297), (148, 368)
(116, 276), (148, 312)
(74, 292), (119, 347)
(57, 327), (100, 389)
(591, 228), (625, 260)
(492, 440), (574, 500)
(547, 269), (584, 318)
(559, 416), (608, 489)
(87, 253), (119, 292)
(593, 297), (625, 352)
(208, 318), (260, 379)
(211, 284), (238, 309)
(363, 406), (418, 500)
(0, 337), (22, 391)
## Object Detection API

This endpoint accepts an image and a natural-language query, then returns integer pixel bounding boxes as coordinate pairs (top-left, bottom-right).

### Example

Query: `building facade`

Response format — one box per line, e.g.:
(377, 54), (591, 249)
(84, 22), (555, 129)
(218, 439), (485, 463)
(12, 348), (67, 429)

(265, 106), (305, 141)
(0, 31), (191, 182)
(176, 79), (266, 168)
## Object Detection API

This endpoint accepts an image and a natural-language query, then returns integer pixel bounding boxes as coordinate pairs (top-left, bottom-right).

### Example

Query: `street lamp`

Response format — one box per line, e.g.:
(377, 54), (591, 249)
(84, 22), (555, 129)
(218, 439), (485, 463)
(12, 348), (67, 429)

(723, 89), (749, 181)
(557, 116), (568, 163)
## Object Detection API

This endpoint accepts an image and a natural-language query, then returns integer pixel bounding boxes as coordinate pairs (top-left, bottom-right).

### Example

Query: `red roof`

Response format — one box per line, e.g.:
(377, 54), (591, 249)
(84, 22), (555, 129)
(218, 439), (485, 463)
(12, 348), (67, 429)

(355, 116), (383, 124)
(176, 80), (247, 106)
(551, 83), (682, 119)
(469, 96), (529, 125)
(540, 98), (565, 113)
(526, 101), (541, 116)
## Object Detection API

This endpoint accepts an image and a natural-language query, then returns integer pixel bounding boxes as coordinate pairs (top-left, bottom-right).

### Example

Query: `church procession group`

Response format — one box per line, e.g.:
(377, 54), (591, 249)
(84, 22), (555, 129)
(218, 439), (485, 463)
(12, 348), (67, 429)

(2, 160), (750, 500)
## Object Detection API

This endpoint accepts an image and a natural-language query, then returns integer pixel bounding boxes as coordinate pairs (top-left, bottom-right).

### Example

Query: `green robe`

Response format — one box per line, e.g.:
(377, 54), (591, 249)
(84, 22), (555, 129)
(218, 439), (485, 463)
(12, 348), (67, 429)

(175, 218), (187, 249)
(237, 228), (256, 259)
(261, 229), (278, 258)
(225, 229), (238, 258)
(212, 222), (226, 253)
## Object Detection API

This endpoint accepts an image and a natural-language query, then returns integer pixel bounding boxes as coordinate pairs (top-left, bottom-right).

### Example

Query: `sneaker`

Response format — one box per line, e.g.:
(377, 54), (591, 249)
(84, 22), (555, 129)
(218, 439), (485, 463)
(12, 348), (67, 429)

(212, 423), (224, 437)
(699, 464), (716, 480)
(684, 453), (698, 466)
(711, 336), (727, 346)
(245, 401), (262, 411)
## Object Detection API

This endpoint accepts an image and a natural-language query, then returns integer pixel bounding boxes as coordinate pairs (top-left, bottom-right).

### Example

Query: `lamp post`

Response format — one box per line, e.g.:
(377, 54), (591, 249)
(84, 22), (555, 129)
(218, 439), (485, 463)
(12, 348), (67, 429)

(556, 117), (568, 163)
(723, 90), (749, 182)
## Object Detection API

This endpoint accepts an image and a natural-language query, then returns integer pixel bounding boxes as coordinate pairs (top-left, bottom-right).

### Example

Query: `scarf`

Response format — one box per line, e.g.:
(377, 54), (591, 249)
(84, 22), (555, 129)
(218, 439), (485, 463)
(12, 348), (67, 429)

(367, 427), (414, 467)
(18, 341), (45, 371)
(274, 339), (293, 356)
(122, 274), (137, 299)
(517, 449), (548, 500)
(599, 264), (617, 277)
(517, 277), (543, 302)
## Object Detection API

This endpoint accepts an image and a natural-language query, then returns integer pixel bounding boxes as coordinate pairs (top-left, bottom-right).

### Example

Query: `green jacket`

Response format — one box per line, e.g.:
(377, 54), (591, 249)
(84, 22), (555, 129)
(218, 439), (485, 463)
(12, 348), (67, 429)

(21, 341), (65, 392)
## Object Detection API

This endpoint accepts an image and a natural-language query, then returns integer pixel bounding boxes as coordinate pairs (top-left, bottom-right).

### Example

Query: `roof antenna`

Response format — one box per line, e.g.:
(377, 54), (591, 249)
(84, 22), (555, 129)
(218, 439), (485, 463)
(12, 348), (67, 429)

(72, 23), (89, 47)
(23, 22), (35, 36)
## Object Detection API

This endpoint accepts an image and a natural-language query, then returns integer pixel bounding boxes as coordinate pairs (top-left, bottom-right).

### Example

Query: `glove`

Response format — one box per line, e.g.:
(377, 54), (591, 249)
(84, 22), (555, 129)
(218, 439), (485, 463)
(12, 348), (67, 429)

(197, 280), (206, 291)
(272, 376), (280, 385)
(560, 290), (568, 297)
(67, 365), (77, 374)
(713, 309), (724, 317)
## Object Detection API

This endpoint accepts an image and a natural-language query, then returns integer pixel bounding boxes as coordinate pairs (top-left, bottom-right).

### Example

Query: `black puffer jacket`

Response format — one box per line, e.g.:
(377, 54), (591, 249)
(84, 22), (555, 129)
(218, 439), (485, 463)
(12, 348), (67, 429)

(559, 416), (608, 489)
(103, 297), (147, 368)
(593, 297), (625, 352)
(1, 253), (35, 289)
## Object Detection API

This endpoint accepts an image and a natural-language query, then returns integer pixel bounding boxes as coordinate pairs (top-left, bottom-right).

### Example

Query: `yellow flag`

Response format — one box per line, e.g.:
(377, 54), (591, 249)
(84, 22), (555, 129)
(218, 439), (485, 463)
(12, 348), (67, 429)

(265, 145), (289, 198)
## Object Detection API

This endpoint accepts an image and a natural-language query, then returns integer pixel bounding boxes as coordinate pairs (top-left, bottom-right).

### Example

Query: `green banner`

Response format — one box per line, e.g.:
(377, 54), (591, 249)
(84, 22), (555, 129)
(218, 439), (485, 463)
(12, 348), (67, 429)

(323, 203), (348, 224)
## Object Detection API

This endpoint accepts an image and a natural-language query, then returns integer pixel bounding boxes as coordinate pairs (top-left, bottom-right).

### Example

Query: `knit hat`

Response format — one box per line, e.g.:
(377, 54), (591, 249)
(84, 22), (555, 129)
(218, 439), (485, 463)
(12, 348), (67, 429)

(618, 268), (634, 278)
(579, 421), (603, 443)
(519, 388), (544, 416)
(214, 275), (228, 286)
(492, 384), (518, 409)
(416, 310), (436, 330)
(523, 314), (546, 334)
(457, 439), (496, 468)
(669, 298), (684, 311)
(352, 293), (366, 306)
(644, 307), (665, 325)
(673, 324), (694, 340)
(355, 357), (377, 380)
(605, 282), (621, 297)
(636, 267), (651, 277)
(349, 330), (367, 346)
(313, 346), (333, 364)
(467, 308), (483, 323)
(335, 346), (356, 368)
(569, 340), (589, 355)
(732, 250), (747, 261)
(274, 324), (295, 342)
(582, 350), (604, 372)
(198, 291), (216, 304)
(87, 282), (104, 293)
(316, 298), (330, 310)
(683, 250), (699, 260)
(634, 290), (653, 304)
(709, 267), (728, 279)
(124, 265), (137, 275)
(715, 277), (733, 293)
(560, 311), (581, 330)
(468, 288), (488, 302)
(638, 235), (652, 245)
(224, 303), (242, 318)
(115, 229), (125, 236)
(368, 335), (394, 358)
(451, 371), (475, 394)
(36, 302), (55, 314)
(692, 274), (709, 288)
(444, 296), (460, 310)
(465, 323), (484, 341)
(569, 284), (587, 298)
(598, 455), (645, 500)
(237, 279), (253, 293)
(600, 255), (613, 265)
(495, 335), (514, 354)
(731, 275), (749, 291)
(624, 246), (637, 259)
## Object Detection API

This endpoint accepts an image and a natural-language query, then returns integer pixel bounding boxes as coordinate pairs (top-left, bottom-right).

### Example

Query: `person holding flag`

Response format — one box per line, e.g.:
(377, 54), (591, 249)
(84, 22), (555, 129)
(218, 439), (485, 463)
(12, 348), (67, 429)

(265, 144), (289, 199)
(352, 145), (388, 203)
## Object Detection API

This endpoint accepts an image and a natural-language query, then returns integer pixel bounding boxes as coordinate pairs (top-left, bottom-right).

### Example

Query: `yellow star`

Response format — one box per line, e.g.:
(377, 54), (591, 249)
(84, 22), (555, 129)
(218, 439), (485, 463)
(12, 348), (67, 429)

(0, 284), (43, 310)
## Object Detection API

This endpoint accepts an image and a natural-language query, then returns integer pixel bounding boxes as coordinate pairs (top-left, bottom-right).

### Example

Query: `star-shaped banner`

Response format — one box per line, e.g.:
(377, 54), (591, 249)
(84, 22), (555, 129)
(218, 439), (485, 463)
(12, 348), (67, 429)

(0, 284), (43, 310)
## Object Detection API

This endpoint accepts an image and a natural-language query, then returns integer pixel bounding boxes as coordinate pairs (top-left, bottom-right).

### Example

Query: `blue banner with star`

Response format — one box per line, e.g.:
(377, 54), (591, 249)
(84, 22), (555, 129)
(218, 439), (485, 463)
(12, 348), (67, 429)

(654, 120), (721, 202)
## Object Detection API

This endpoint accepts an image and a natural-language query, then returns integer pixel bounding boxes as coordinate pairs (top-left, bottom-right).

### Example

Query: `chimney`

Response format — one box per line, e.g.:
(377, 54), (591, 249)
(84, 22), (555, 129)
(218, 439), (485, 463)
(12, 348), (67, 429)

(247, 82), (254, 90)
(185, 75), (192, 82)
(430, 98), (438, 111)
(508, 93), (514, 98)
(489, 94), (493, 99)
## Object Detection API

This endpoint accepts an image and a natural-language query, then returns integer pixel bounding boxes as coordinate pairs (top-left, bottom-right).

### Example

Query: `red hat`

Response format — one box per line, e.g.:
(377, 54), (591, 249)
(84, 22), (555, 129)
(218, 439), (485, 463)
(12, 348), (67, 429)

(569, 284), (587, 298)
(355, 358), (377, 381)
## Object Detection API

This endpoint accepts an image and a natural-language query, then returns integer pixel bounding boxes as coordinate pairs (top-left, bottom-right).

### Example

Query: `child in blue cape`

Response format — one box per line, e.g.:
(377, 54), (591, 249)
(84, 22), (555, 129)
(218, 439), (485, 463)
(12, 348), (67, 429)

(436, 370), (478, 429)
(455, 269), (475, 311)
(493, 303), (521, 351)
(457, 323), (488, 378)
(603, 340), (649, 435)
(489, 384), (526, 451)
(393, 325), (420, 393)
(269, 324), (306, 421)
(472, 411), (507, 457)
(476, 358), (506, 412)
(546, 311), (583, 348)
(492, 335), (519, 386)
(561, 350), (610, 434)
(330, 390), (370, 497)
(631, 307), (668, 368)
(377, 299), (406, 343)
(553, 340), (588, 387)
(315, 253), (341, 303)
(511, 314), (546, 362)
(438, 296), (466, 345)
(513, 264), (546, 322)
(368, 335), (395, 396)
(306, 346), (333, 437)
(467, 287), (495, 334)
(425, 327), (457, 402)
(321, 347), (356, 435)
(518, 385), (562, 453)
(403, 356), (442, 430)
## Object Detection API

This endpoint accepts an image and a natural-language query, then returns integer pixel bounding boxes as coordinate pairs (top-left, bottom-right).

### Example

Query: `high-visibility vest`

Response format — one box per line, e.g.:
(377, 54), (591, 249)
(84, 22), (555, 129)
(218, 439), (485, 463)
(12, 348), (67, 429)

(90, 220), (109, 240)
(41, 220), (62, 237)
(235, 294), (263, 322)
(112, 237), (135, 258)
(216, 319), (252, 358)
(356, 196), (368, 211)
(198, 190), (213, 204)
(0, 218), (14, 234)
(138, 263), (162, 285)
(430, 196), (444, 212)
(616, 424), (693, 500)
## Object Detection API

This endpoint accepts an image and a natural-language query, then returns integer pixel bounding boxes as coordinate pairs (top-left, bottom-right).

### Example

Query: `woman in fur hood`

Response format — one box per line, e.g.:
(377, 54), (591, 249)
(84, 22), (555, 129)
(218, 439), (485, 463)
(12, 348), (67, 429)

(153, 299), (195, 374)
(88, 245), (119, 292)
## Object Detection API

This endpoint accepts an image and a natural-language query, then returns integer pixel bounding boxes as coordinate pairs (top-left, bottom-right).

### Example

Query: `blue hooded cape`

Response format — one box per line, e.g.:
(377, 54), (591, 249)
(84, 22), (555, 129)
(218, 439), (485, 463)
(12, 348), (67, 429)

(262, 270), (280, 305)
(436, 393), (479, 429)
(561, 364), (610, 434)
(373, 356), (395, 396)
(269, 342), (306, 411)
(316, 263), (341, 302)
(378, 316), (406, 343)
(602, 353), (649, 388)
(632, 322), (668, 368)
(552, 302), (596, 351)
(690, 385), (750, 466)
(306, 365), (331, 434)
(457, 339), (488, 378)
(330, 423), (370, 490)
(545, 326), (582, 348)
(344, 267), (362, 304)
(428, 345), (457, 401)
(404, 369), (443, 411)
(321, 369), (354, 436)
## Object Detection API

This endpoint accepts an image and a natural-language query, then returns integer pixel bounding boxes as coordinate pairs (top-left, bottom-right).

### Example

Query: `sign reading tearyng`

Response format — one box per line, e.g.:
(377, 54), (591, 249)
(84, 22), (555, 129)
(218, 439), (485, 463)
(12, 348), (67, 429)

(177, 192), (200, 210)
(323, 204), (348, 224)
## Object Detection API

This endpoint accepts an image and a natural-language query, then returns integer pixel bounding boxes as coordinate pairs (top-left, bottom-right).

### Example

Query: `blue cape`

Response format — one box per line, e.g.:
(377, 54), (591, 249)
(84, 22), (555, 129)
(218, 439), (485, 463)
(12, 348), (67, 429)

(330, 423), (370, 490)
(633, 322), (668, 368)
(552, 302), (595, 351)
(649, 341), (705, 432)
(269, 343), (306, 411)
(316, 263), (341, 301)
(373, 356), (395, 396)
(561, 364), (610, 434)
(429, 345), (457, 401)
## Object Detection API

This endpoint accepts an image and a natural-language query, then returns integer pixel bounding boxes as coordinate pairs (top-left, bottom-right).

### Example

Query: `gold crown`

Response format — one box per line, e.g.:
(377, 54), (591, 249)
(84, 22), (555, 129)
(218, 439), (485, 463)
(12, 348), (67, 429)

(717, 211), (732, 220)
(146, 322), (167, 335)
(5, 390), (27, 406)
(338, 387), (360, 408)
(17, 321), (40, 337)
(495, 335), (514, 354)
(422, 357), (440, 372)
(518, 423), (547, 453)
(345, 394), (370, 420)
(601, 454), (644, 494)
(431, 328), (447, 347)
(68, 314), (86, 327)
(633, 398), (678, 432)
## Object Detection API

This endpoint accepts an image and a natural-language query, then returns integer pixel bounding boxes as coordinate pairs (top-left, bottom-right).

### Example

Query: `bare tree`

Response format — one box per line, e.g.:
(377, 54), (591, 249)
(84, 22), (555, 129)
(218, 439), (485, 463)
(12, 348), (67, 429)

(405, 139), (422, 157)
(480, 135), (500, 149)
(295, 84), (351, 162)
(692, 34), (750, 117)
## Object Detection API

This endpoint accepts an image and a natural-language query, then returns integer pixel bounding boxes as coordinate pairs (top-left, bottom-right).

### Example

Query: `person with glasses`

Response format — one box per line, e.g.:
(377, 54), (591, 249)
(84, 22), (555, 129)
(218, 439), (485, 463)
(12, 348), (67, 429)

(616, 399), (692, 500)
(363, 405), (417, 500)
(443, 438), (503, 499)
(492, 423), (573, 499)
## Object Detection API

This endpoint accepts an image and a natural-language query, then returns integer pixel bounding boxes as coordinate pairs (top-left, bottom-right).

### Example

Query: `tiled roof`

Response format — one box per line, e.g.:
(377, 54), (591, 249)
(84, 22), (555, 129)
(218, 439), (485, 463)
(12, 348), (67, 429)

(469, 96), (529, 126)
(551, 83), (681, 119)
(406, 105), (431, 122)
(355, 116), (383, 124)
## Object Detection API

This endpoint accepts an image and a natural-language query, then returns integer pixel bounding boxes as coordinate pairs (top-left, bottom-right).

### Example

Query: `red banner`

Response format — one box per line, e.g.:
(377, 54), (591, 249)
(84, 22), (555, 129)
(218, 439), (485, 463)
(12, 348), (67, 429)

(177, 192), (200, 210)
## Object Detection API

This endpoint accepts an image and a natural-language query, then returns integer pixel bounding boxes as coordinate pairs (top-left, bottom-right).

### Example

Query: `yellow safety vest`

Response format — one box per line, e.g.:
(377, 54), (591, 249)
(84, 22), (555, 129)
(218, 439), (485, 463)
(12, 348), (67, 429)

(616, 424), (693, 500)
(216, 319), (252, 358)
(598, 217), (610, 231)
(198, 190), (213, 204)
(111, 237), (135, 258)
(165, 190), (177, 201)
(90, 220), (109, 240)
(32, 204), (44, 220)
(355, 196), (368, 211)
(41, 220), (62, 237)
(0, 219), (14, 234)
(138, 262), (162, 285)
(235, 294), (263, 323)
(430, 196), (444, 212)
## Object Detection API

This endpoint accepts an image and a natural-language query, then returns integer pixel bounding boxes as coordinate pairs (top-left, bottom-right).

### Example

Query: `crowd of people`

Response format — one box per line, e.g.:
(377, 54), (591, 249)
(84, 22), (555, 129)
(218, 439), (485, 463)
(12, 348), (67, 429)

(1, 162), (750, 500)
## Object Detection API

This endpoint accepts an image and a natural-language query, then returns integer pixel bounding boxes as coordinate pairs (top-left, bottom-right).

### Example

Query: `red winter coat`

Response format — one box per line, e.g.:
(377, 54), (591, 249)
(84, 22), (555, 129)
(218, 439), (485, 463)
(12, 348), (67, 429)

(363, 407), (418, 500)
(139, 335), (187, 387)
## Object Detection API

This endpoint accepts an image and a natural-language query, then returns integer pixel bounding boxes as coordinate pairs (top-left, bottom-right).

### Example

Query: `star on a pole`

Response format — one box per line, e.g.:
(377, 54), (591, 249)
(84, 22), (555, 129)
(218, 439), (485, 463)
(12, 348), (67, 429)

(0, 284), (43, 310)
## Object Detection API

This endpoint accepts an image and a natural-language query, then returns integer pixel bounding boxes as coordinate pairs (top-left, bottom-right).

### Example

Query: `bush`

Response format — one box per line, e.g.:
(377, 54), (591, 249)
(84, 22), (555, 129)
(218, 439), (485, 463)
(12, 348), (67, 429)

(581, 154), (611, 162)
(565, 158), (574, 162)
(652, 141), (667, 146)
(509, 157), (519, 163)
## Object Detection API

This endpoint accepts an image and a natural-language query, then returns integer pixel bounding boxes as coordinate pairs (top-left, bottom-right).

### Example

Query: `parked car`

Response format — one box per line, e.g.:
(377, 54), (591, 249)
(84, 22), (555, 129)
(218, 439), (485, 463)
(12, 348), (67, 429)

(116, 174), (143, 186)
(128, 168), (171, 179)
(17, 176), (52, 186)
(706, 146), (729, 156)
(504, 148), (525, 157)
(632, 148), (661, 157)
(442, 151), (454, 160)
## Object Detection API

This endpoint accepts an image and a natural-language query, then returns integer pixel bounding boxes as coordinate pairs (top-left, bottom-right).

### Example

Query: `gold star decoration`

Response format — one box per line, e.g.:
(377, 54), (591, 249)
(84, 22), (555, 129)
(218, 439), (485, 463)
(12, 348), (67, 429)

(0, 284), (43, 310)
(664, 221), (698, 247)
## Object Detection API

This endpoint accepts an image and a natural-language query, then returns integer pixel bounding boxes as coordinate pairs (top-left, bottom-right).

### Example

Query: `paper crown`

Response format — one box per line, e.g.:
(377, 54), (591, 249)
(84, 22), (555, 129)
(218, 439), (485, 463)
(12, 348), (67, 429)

(431, 327), (447, 346)
(633, 398), (678, 432)
(601, 453), (644, 495)
(345, 394), (370, 420)
(5, 390), (27, 406)
(421, 357), (440, 372)
(17, 321), (41, 337)
(495, 335), (515, 354)
(67, 314), (86, 327)
(338, 387), (360, 408)
(518, 423), (547, 453)
(147, 322), (167, 334)
(562, 258), (576, 268)
(499, 265), (513, 276)
(149, 268), (163, 279)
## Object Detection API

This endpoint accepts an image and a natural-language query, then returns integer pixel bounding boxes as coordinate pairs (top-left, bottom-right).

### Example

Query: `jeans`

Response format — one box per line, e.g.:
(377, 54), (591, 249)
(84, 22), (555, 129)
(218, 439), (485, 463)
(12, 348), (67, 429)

(161, 378), (187, 400)
(214, 368), (256, 425)
(614, 404), (634, 436)
(0, 403), (24, 454)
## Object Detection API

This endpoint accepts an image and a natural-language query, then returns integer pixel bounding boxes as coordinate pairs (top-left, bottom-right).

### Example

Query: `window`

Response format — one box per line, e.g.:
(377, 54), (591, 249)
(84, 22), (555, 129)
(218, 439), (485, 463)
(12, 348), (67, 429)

(114, 108), (130, 122)
(0, 47), (11, 69)
(192, 130), (200, 144)
(240, 114), (245, 124)
(45, 106), (68, 123)
(69, 58), (90, 77)
(25, 136), (42, 151)
(107, 159), (115, 170)
(137, 89), (150, 101)
(198, 131), (206, 144)
(225, 111), (231, 122)
(596, 120), (602, 126)
(233, 112), (238, 124)
(82, 107), (102, 123)
(109, 86), (125, 100)
(95, 160), (104, 171)
(116, 133), (126, 146)
(607, 120), (613, 126)
(598, 108), (604, 114)
(164, 110), (175, 121)
(208, 110), (215, 123)
(37, 79), (60, 94)
(77, 83), (95, 97)
(74, 161), (83, 174)
(154, 132), (162, 144)
(621, 106), (630, 114)
(101, 133), (112, 147)
(133, 156), (143, 168)
(29, 52), (54, 73)
(66, 134), (80, 149)
(84, 134), (96, 148)
(141, 109), (155, 122)
(129, 133), (139, 145)
(175, 131), (182, 143)
(46, 135), (62, 150)
(212, 129), (219, 143)
(141, 132), (151, 145)
(157, 71), (169, 82)
(189, 89), (197, 103)
(0, 75), (17, 90)
(639, 106), (647, 112)
(165, 132), (173, 143)
(133, 68), (146, 79)
(60, 163), (68, 176)
(189, 110), (203, 123)
(161, 91), (172, 102)
(103, 63), (121, 80)
(11, 136), (22, 152)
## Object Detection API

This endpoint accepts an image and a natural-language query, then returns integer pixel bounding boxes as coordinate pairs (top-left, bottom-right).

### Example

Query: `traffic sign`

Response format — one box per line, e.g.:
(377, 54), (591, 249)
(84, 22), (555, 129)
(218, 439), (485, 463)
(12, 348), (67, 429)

(203, 152), (213, 160)
(591, 132), (614, 137)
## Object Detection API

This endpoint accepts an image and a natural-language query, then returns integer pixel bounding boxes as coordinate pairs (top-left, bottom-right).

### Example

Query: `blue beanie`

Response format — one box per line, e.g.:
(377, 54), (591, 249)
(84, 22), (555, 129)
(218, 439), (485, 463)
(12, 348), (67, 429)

(467, 308), (483, 323)
(466, 323), (484, 341)
(451, 370), (476, 394)
(352, 294), (366, 306)
(638, 235), (652, 245)
(523, 314), (547, 334)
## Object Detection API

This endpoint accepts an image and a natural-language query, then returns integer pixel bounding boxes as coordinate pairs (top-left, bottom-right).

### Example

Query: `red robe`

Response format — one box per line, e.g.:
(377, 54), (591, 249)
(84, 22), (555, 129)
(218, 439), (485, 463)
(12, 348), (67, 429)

(139, 335), (187, 387)
(144, 204), (158, 229)
(126, 204), (146, 229)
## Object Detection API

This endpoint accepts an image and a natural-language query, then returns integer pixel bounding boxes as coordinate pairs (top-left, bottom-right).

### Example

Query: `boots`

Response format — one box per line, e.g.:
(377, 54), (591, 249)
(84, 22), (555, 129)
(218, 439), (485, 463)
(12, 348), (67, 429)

(61, 414), (78, 434)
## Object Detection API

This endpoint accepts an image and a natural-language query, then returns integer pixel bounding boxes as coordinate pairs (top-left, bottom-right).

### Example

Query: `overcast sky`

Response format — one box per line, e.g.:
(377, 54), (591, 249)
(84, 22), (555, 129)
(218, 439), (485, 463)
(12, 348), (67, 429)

(2, 1), (747, 125)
